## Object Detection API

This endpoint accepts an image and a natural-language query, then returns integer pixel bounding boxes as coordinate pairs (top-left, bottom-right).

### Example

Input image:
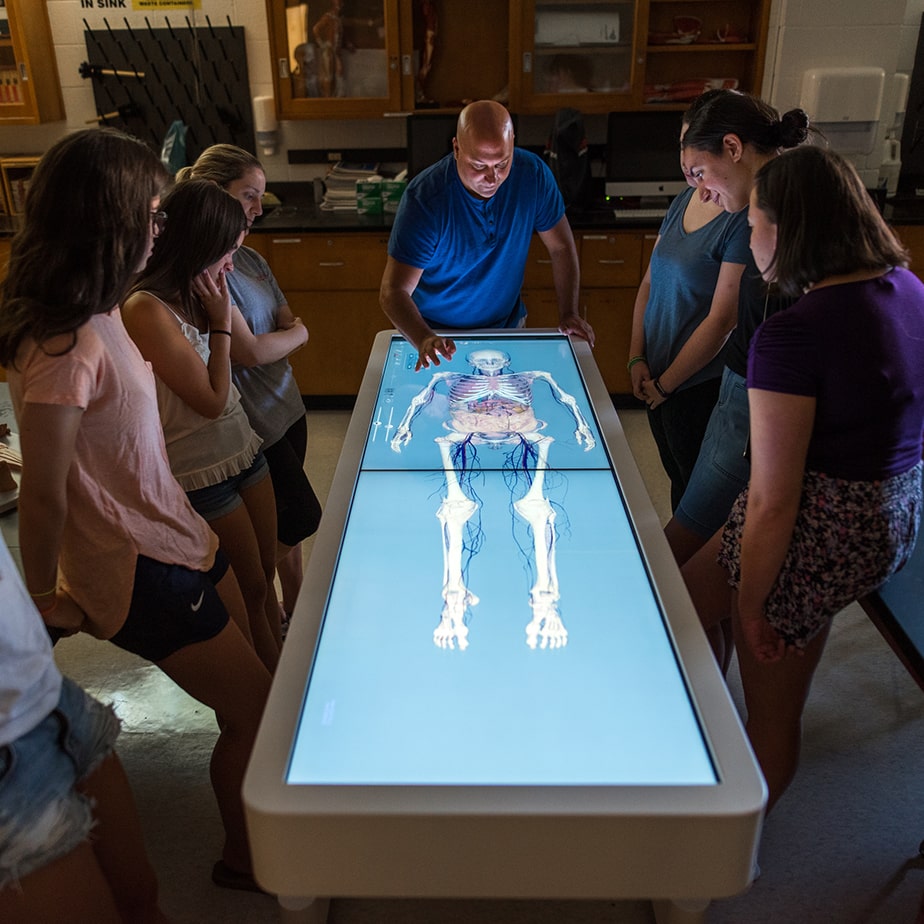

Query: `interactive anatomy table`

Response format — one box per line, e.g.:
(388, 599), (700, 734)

(243, 332), (766, 924)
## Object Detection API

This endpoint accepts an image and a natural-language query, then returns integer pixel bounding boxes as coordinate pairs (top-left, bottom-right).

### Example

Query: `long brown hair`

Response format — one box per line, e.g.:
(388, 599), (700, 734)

(0, 128), (167, 367)
(753, 146), (908, 297)
(131, 179), (247, 326)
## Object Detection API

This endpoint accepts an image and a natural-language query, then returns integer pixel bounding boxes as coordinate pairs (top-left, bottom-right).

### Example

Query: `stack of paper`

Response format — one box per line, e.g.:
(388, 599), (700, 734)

(320, 162), (381, 211)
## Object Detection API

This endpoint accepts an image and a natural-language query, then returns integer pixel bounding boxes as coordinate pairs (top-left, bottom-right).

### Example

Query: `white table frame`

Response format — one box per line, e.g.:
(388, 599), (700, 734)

(243, 332), (766, 924)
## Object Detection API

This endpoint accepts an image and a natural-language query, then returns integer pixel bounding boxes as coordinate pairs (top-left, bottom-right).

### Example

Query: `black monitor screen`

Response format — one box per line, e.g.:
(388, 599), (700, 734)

(406, 112), (520, 179)
(606, 111), (687, 197)
(406, 114), (458, 179)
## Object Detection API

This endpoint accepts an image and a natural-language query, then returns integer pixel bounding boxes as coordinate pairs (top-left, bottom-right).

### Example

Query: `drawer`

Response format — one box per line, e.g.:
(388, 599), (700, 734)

(583, 287), (636, 395)
(580, 232), (645, 288)
(522, 235), (556, 289)
(260, 234), (390, 291)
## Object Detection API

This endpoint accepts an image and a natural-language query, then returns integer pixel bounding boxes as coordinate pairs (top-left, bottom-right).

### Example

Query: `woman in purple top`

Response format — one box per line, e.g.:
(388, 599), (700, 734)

(683, 145), (924, 813)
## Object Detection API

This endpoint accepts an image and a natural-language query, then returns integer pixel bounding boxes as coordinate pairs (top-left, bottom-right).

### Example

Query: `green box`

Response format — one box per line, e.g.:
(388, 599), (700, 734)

(355, 178), (383, 197)
(356, 194), (384, 215)
(382, 179), (407, 212)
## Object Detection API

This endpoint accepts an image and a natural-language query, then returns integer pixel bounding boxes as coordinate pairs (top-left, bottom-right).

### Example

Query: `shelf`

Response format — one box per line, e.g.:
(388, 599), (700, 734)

(647, 42), (756, 52)
(535, 44), (632, 54)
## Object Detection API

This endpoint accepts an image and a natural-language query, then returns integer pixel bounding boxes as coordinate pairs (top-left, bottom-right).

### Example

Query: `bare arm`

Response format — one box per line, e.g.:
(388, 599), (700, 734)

(18, 401), (88, 633)
(123, 285), (232, 420)
(537, 216), (594, 346)
(228, 302), (307, 368)
(380, 255), (456, 370)
(737, 387), (815, 662)
(642, 261), (744, 408)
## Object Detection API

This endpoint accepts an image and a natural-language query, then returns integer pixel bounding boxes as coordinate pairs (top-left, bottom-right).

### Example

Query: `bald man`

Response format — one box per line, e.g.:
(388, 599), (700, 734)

(381, 100), (594, 370)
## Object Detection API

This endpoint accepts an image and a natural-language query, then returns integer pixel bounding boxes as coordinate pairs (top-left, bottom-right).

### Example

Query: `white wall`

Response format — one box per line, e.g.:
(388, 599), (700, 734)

(763, 0), (924, 185)
(8, 0), (924, 185)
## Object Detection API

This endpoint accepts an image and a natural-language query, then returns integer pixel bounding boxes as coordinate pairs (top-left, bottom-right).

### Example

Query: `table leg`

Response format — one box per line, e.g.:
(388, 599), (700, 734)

(277, 896), (331, 924)
(651, 898), (710, 924)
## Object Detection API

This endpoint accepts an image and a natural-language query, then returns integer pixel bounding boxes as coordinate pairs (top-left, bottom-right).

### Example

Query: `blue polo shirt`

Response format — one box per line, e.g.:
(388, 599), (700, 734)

(388, 149), (565, 329)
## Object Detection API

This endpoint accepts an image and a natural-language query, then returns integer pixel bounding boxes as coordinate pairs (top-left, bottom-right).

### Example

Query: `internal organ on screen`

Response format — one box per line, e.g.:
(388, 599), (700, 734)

(391, 349), (595, 651)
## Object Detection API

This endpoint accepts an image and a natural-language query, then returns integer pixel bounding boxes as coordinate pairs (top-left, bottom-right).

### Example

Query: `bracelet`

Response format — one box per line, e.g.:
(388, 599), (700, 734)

(29, 586), (57, 598)
(626, 355), (647, 373)
(210, 329), (232, 338)
(653, 378), (671, 399)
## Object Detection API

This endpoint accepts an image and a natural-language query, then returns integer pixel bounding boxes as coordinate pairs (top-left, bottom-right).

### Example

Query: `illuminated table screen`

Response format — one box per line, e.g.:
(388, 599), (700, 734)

(287, 334), (715, 786)
(244, 331), (765, 915)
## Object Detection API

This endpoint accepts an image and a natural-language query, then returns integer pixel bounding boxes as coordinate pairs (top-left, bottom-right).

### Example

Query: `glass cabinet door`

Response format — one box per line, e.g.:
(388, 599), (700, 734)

(0, 0), (64, 125)
(268, 0), (403, 118)
(513, 0), (642, 113)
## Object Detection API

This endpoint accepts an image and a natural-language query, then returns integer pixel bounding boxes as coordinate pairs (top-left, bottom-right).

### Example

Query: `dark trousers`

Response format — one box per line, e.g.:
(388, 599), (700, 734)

(647, 377), (722, 512)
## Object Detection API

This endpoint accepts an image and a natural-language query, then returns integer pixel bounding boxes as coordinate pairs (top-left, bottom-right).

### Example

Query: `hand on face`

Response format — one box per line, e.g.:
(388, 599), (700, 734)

(193, 266), (232, 329)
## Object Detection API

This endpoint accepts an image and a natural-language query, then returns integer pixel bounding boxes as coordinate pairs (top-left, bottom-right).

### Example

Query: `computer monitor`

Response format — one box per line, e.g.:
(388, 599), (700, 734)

(406, 112), (520, 179)
(406, 113), (459, 179)
(605, 110), (688, 198)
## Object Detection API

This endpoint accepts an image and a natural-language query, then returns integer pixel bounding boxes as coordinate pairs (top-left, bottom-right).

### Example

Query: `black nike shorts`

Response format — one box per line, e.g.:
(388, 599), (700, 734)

(109, 550), (231, 662)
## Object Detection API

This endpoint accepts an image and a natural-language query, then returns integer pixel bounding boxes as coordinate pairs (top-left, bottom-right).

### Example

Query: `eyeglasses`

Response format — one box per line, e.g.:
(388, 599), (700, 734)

(150, 209), (167, 235)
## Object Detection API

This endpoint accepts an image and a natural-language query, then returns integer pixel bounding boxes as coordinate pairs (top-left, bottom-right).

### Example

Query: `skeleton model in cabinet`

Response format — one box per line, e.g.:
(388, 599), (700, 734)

(0, 0), (63, 124)
(265, 0), (509, 118)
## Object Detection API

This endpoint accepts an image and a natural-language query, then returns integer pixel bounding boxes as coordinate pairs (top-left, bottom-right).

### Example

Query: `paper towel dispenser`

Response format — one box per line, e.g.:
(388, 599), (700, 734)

(800, 66), (885, 154)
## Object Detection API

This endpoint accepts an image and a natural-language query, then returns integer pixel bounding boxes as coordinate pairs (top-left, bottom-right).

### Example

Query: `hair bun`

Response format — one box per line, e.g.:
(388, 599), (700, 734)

(778, 109), (810, 149)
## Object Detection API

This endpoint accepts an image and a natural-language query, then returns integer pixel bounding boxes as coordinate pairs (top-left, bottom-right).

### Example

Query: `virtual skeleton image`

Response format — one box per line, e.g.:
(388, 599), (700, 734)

(390, 349), (596, 652)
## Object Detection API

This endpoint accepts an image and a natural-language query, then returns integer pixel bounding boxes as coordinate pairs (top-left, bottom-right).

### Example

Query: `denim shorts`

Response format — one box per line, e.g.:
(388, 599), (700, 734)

(186, 451), (269, 522)
(0, 677), (120, 889)
(674, 368), (751, 538)
(109, 550), (231, 663)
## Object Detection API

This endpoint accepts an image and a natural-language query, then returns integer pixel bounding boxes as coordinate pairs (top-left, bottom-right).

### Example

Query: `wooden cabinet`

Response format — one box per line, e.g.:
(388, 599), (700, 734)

(642, 0), (770, 107)
(578, 230), (655, 395)
(0, 0), (64, 125)
(266, 0), (768, 119)
(510, 0), (769, 113)
(265, 0), (402, 120)
(248, 222), (658, 399)
(264, 0), (509, 119)
(248, 231), (391, 397)
(523, 229), (656, 395)
(510, 0), (641, 114)
(0, 155), (39, 233)
(893, 225), (924, 282)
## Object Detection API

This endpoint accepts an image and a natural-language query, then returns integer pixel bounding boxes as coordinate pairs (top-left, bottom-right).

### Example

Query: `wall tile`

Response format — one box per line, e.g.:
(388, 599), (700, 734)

(782, 0), (906, 29)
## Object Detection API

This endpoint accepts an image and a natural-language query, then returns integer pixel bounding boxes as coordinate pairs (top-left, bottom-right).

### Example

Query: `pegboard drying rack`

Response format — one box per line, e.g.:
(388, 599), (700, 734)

(82, 15), (254, 166)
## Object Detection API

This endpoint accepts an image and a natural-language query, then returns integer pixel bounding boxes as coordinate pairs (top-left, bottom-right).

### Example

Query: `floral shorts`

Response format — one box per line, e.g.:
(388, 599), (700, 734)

(718, 461), (923, 648)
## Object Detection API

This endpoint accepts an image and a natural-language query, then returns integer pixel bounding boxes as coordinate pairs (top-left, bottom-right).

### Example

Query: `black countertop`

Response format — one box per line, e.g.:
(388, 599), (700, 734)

(250, 182), (924, 234)
(252, 182), (666, 234)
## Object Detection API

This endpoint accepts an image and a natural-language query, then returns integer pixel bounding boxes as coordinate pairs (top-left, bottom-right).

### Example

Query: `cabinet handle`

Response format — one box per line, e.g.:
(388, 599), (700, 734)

(277, 58), (290, 79)
(598, 259), (626, 265)
(522, 52), (532, 74)
(534, 259), (552, 265)
(319, 261), (346, 268)
(272, 238), (303, 244)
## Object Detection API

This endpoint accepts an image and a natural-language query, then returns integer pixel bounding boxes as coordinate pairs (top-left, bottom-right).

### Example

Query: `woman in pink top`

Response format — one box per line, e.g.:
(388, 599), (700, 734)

(0, 128), (271, 893)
